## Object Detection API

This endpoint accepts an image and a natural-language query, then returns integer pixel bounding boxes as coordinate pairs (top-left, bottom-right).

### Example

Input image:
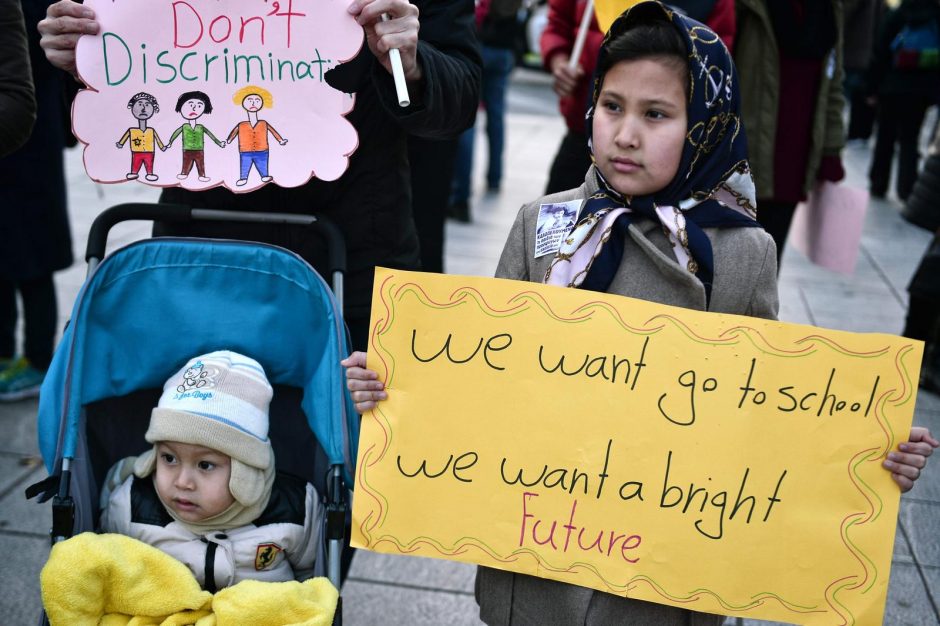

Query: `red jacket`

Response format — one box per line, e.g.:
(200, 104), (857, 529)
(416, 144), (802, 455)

(540, 0), (604, 134)
(701, 0), (736, 51)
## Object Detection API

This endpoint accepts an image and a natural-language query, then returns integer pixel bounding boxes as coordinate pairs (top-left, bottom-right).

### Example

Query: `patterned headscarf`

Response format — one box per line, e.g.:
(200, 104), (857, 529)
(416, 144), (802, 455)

(544, 1), (761, 304)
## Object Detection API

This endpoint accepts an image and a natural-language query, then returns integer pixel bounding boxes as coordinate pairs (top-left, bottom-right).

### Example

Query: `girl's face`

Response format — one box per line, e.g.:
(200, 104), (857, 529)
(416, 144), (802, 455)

(591, 58), (687, 197)
(154, 441), (235, 522)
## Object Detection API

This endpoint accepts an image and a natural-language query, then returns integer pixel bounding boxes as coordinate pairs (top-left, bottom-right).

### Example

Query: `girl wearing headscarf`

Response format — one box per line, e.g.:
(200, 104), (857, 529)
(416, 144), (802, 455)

(475, 6), (773, 620)
(503, 1), (776, 321)
(344, 2), (937, 623)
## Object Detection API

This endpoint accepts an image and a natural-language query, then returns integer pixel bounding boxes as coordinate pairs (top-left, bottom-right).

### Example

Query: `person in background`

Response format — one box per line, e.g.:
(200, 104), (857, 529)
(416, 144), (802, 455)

(843, 0), (879, 143)
(449, 0), (521, 223)
(0, 0), (35, 157)
(865, 0), (940, 202)
(541, 0), (735, 196)
(540, 0), (601, 196)
(0, 0), (72, 402)
(902, 126), (940, 392)
(734, 0), (846, 267)
(410, 136), (462, 272)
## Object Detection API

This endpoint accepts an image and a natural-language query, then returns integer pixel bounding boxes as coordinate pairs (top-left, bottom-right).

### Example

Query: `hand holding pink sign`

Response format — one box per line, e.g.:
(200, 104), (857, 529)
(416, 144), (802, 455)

(70, 0), (363, 192)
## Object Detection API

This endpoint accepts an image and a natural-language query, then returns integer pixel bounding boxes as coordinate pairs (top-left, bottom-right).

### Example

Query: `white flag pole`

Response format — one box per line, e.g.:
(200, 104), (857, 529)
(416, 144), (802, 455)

(568, 0), (595, 72)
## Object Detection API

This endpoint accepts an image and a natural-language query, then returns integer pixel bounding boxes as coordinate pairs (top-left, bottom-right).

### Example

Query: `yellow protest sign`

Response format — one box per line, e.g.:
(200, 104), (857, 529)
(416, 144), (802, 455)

(351, 268), (921, 625)
(594, 0), (645, 33)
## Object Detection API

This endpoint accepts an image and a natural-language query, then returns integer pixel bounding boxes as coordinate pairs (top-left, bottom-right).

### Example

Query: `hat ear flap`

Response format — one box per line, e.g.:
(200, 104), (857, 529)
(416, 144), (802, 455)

(134, 448), (157, 478)
(229, 459), (266, 507)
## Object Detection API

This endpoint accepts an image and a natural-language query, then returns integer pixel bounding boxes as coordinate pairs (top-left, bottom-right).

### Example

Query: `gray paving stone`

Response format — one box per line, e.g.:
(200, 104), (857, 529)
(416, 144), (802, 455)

(921, 566), (940, 622)
(0, 533), (49, 624)
(342, 579), (482, 626)
(898, 501), (940, 568)
(0, 459), (49, 535)
(0, 398), (42, 455)
(776, 284), (814, 326)
(347, 550), (476, 593)
(894, 520), (914, 564)
(882, 562), (939, 626)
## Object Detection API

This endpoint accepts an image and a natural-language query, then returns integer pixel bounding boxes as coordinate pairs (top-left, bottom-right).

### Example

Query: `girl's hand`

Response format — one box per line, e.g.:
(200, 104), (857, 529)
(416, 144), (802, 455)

(38, 0), (99, 79)
(883, 427), (939, 492)
(341, 351), (387, 414)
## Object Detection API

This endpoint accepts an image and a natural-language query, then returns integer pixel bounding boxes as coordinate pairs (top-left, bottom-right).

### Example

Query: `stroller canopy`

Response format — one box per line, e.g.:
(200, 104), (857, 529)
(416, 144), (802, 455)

(38, 238), (359, 481)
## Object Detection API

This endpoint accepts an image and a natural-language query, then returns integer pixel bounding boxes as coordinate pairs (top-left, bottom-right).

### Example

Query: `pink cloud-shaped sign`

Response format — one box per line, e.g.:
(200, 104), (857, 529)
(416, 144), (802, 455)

(74, 0), (363, 193)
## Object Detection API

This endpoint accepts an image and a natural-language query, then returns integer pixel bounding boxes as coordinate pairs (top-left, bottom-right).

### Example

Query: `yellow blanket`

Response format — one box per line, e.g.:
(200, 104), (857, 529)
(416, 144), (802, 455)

(41, 533), (338, 626)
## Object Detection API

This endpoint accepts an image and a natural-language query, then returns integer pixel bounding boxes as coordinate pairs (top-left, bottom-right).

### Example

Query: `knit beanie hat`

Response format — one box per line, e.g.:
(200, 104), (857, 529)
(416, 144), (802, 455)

(134, 351), (276, 530)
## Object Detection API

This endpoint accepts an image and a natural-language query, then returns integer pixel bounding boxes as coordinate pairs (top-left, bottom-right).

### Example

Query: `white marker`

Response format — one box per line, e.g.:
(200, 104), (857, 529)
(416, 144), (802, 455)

(382, 13), (411, 107)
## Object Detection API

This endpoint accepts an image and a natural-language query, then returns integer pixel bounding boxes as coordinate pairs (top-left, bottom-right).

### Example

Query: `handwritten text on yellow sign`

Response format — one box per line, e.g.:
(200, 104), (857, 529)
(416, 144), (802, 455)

(352, 268), (920, 626)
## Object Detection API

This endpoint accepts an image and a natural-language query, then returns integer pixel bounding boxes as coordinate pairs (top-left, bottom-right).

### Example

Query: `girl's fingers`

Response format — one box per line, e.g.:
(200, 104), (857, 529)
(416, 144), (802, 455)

(347, 379), (385, 393)
(890, 472), (915, 493)
(888, 451), (927, 470)
(883, 458), (921, 481)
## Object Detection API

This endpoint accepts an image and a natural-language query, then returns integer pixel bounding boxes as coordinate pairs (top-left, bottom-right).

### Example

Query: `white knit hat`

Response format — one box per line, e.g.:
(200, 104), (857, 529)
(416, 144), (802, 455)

(134, 350), (275, 510)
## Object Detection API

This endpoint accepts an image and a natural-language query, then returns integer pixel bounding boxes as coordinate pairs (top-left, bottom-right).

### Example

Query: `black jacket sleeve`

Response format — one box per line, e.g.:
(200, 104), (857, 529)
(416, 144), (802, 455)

(0, 0), (36, 157)
(327, 0), (482, 140)
(379, 0), (481, 138)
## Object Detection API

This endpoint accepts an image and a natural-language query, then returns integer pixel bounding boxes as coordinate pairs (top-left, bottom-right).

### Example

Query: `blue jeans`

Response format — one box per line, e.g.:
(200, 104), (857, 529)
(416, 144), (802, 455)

(452, 45), (514, 204)
(239, 150), (270, 179)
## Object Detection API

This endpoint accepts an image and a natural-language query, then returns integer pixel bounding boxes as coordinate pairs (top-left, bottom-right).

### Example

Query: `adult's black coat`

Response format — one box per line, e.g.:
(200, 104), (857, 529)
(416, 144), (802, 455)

(0, 0), (72, 283)
(159, 0), (482, 350)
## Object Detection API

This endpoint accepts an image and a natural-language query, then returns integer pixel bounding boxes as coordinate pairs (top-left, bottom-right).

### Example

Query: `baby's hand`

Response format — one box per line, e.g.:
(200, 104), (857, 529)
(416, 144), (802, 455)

(341, 351), (386, 414)
(883, 426), (939, 492)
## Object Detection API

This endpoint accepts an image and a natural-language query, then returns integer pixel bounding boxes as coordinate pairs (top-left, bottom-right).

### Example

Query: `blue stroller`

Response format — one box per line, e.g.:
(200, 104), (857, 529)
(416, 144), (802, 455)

(27, 203), (359, 624)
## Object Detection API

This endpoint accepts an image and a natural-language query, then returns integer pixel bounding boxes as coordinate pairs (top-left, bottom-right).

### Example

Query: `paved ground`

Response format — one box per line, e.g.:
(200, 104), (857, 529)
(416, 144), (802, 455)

(0, 68), (937, 625)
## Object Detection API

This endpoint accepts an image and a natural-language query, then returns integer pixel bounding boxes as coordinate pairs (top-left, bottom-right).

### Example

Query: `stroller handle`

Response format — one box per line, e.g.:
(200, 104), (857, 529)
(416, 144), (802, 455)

(85, 203), (348, 279)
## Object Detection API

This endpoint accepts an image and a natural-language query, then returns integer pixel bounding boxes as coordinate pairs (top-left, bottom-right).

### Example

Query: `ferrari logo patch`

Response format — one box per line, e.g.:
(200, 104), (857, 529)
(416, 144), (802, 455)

(255, 542), (283, 570)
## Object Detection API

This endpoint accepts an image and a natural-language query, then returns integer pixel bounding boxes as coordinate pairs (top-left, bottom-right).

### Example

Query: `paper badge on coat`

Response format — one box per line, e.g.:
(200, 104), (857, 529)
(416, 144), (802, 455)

(534, 200), (581, 258)
(72, 0), (363, 193)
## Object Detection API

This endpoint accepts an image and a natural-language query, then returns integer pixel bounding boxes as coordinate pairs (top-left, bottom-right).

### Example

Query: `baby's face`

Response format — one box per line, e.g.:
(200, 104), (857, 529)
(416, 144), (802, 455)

(154, 441), (235, 522)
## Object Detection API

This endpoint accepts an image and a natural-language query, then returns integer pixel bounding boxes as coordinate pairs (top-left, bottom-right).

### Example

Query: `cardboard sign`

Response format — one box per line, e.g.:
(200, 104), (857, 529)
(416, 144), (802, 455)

(352, 268), (921, 626)
(73, 0), (362, 192)
(594, 0), (645, 33)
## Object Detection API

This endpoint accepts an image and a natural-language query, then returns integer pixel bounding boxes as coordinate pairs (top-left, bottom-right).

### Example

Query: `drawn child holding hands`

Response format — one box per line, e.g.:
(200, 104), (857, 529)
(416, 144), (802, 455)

(166, 91), (226, 183)
(116, 92), (166, 181)
(343, 2), (938, 623)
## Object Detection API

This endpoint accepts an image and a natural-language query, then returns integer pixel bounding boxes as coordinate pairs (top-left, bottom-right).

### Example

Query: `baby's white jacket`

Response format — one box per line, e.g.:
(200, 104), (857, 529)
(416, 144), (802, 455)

(100, 472), (320, 590)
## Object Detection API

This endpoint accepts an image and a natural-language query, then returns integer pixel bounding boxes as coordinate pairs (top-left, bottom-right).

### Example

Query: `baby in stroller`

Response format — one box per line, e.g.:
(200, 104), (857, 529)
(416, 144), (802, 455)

(99, 350), (319, 591)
